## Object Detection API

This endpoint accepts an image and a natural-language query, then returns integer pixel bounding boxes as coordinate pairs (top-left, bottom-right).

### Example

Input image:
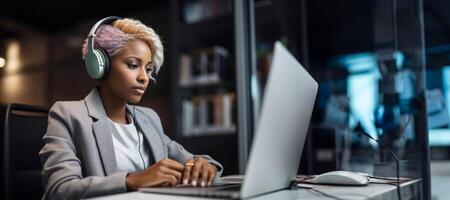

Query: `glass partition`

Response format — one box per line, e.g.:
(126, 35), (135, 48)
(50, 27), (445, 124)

(247, 0), (430, 198)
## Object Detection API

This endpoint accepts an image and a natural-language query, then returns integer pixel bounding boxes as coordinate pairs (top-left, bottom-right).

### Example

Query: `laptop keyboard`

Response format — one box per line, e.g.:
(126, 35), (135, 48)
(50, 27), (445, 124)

(176, 183), (241, 191)
(213, 184), (242, 191)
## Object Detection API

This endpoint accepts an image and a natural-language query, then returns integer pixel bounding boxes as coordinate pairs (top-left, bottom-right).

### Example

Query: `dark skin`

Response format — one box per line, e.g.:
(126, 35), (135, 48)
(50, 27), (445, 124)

(98, 39), (217, 190)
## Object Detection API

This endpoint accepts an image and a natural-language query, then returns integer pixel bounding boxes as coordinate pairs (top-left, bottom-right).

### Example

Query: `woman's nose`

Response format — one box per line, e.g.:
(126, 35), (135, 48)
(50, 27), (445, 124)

(137, 67), (149, 83)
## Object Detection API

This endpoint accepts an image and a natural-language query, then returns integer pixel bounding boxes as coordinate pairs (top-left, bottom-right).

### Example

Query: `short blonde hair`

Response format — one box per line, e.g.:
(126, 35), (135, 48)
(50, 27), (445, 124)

(82, 18), (164, 75)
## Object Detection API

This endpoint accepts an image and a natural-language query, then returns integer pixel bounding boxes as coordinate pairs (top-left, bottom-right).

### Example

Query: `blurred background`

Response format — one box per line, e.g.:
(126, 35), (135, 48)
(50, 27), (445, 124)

(0, 0), (449, 199)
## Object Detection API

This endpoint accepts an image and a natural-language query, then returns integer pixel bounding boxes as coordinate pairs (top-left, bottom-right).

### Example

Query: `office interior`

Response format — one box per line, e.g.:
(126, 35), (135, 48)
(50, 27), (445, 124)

(0, 0), (448, 199)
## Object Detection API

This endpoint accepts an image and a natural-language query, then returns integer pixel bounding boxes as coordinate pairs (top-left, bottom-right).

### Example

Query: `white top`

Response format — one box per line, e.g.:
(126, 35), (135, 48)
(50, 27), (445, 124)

(108, 114), (151, 172)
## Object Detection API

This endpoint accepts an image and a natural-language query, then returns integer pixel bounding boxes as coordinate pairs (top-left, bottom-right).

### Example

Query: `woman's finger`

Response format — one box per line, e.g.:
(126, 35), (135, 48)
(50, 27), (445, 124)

(182, 162), (193, 185)
(161, 166), (183, 184)
(207, 167), (216, 186)
(190, 159), (203, 186)
(161, 182), (171, 187)
(162, 174), (178, 187)
(200, 165), (209, 187)
(161, 158), (184, 172)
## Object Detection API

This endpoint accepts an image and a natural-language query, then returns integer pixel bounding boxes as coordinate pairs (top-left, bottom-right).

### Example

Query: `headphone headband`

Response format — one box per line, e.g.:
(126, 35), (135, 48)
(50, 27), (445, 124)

(87, 16), (122, 52)
(84, 16), (122, 80)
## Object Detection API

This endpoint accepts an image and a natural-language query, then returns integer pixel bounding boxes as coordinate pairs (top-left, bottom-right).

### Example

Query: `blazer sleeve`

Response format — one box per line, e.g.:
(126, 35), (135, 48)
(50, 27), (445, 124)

(145, 108), (224, 179)
(39, 102), (128, 200)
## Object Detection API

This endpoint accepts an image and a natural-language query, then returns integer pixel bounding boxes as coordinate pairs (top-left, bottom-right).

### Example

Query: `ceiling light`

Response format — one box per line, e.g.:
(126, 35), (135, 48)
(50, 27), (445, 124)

(0, 57), (6, 68)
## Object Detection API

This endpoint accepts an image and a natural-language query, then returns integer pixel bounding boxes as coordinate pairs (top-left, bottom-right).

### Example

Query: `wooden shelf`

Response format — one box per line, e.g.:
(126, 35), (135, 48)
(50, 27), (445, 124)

(182, 125), (236, 137)
(180, 80), (235, 90)
(180, 12), (233, 28)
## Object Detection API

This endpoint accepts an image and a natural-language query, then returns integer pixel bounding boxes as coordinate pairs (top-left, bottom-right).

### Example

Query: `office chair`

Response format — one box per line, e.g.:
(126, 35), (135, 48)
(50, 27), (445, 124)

(3, 103), (48, 200)
(0, 104), (7, 199)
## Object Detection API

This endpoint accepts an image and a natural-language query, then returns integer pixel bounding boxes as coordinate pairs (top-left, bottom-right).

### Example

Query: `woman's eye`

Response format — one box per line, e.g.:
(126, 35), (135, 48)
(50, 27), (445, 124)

(146, 67), (153, 73)
(128, 63), (138, 69)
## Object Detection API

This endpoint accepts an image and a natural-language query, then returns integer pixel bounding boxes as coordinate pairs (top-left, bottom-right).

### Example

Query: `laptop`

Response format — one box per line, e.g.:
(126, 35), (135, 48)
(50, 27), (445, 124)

(139, 41), (318, 199)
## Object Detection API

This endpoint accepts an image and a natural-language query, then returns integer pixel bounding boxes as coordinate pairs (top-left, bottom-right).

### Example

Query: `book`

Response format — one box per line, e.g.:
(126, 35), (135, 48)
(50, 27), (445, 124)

(181, 93), (237, 136)
(179, 53), (192, 86)
(179, 46), (230, 87)
(182, 0), (233, 24)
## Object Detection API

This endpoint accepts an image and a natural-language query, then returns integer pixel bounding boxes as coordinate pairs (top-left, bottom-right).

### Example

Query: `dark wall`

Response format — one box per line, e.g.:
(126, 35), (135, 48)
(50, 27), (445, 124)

(1, 3), (175, 136)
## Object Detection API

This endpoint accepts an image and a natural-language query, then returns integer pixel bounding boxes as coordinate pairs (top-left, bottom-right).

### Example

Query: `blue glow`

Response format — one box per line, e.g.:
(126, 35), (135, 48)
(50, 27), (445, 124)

(348, 68), (380, 140)
(393, 51), (405, 69)
(429, 66), (450, 146)
(429, 129), (450, 147)
(442, 66), (450, 117)
(335, 53), (377, 72)
(344, 53), (380, 140)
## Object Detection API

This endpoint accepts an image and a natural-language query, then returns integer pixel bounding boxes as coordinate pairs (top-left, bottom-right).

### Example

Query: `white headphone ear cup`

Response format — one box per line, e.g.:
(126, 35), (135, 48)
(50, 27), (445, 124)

(96, 48), (110, 80)
(94, 49), (106, 77)
(85, 49), (103, 79)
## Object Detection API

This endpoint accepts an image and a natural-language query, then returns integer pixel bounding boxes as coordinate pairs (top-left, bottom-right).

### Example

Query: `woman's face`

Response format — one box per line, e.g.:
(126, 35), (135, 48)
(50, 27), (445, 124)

(103, 39), (154, 104)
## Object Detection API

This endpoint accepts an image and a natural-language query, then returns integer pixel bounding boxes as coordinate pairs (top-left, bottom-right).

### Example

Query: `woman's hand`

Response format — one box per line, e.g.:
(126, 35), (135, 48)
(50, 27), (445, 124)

(126, 158), (184, 191)
(182, 157), (217, 187)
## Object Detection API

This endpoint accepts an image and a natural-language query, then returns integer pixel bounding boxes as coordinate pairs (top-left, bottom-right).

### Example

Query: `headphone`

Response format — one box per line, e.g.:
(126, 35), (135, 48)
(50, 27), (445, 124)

(85, 16), (122, 80)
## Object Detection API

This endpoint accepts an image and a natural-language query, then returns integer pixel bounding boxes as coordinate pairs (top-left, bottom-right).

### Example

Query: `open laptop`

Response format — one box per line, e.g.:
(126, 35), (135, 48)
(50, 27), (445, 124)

(139, 41), (318, 199)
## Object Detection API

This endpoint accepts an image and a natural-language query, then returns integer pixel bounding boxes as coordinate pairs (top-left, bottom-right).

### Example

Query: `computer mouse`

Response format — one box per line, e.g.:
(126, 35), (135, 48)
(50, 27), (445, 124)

(312, 171), (369, 186)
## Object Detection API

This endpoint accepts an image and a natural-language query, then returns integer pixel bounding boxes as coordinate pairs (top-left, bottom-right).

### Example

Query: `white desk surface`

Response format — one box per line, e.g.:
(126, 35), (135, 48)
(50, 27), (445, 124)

(87, 179), (420, 200)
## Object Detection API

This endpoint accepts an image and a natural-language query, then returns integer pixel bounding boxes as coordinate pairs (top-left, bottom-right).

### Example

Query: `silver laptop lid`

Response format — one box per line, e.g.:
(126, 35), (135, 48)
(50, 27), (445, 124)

(240, 41), (318, 198)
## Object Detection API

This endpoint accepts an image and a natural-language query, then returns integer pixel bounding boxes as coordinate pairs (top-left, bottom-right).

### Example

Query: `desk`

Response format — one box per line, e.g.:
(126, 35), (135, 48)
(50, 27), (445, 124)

(87, 179), (421, 200)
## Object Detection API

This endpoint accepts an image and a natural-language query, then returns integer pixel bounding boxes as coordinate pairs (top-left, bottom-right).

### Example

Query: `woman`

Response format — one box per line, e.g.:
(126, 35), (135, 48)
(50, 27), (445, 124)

(39, 17), (223, 200)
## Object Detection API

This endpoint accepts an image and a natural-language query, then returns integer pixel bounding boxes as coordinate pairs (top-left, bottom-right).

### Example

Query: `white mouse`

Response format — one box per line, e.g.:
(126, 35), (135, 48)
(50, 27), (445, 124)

(312, 171), (369, 186)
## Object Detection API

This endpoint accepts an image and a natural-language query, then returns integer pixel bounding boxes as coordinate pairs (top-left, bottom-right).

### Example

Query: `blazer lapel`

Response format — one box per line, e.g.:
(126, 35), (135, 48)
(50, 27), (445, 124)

(84, 87), (167, 174)
(128, 105), (166, 162)
(92, 119), (117, 175)
(84, 87), (118, 175)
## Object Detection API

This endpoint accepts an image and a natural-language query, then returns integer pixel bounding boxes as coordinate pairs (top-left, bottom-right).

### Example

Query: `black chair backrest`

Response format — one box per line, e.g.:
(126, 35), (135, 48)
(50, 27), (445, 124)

(3, 103), (48, 200)
(0, 104), (7, 199)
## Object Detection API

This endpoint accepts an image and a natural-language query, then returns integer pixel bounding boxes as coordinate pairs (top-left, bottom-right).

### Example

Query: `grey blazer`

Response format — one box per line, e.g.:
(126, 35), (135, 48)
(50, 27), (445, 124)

(39, 87), (223, 200)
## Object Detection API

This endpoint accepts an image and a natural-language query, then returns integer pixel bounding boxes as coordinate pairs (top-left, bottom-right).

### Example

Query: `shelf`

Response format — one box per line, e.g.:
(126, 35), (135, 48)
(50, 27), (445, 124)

(181, 11), (233, 27)
(181, 130), (237, 140)
(170, 0), (239, 175)
(180, 80), (235, 90)
(182, 126), (236, 137)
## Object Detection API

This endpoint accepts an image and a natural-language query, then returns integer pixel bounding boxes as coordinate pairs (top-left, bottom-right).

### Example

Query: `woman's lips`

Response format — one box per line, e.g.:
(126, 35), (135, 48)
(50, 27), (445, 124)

(132, 87), (145, 95)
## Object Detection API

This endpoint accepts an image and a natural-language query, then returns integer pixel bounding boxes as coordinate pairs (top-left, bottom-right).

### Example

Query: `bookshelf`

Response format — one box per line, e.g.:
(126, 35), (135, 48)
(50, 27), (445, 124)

(169, 0), (311, 175)
(169, 0), (238, 175)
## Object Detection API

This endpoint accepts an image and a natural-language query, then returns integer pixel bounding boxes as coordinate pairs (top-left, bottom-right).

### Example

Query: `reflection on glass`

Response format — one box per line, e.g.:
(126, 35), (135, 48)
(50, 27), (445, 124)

(251, 1), (429, 194)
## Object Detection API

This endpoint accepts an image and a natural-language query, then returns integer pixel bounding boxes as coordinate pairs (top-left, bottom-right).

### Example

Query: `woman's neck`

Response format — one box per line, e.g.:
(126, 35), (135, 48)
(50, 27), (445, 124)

(99, 86), (128, 124)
